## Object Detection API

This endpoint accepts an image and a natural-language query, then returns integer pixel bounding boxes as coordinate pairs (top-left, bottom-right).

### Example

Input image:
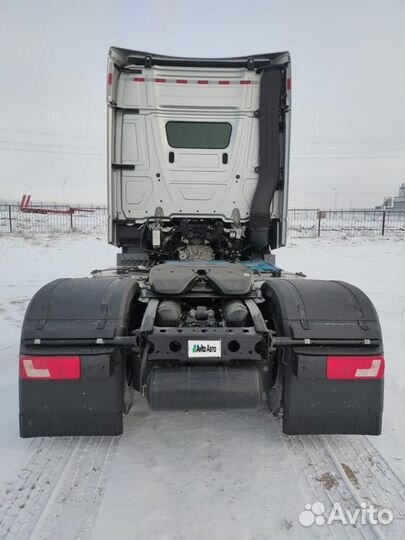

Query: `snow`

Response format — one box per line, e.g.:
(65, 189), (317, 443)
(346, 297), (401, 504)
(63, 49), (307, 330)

(0, 233), (404, 540)
(278, 237), (405, 491)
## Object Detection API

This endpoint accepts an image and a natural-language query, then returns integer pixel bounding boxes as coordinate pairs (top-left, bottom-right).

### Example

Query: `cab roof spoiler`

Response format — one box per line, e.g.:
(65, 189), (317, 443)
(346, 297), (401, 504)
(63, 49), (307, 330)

(109, 47), (290, 71)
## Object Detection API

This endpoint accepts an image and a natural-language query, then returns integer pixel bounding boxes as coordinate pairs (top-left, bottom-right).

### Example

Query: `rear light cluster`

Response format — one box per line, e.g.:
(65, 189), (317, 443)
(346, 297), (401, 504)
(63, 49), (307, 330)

(20, 354), (383, 381)
(19, 356), (81, 380)
(327, 356), (384, 380)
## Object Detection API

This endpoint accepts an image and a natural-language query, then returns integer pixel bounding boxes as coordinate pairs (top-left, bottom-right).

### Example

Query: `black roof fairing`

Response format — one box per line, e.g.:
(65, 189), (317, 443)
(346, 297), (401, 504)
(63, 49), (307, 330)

(109, 47), (290, 71)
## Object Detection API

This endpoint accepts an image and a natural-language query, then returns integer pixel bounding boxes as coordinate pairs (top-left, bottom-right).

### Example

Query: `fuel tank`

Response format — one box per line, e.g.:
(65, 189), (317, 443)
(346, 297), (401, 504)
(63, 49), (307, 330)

(147, 366), (262, 411)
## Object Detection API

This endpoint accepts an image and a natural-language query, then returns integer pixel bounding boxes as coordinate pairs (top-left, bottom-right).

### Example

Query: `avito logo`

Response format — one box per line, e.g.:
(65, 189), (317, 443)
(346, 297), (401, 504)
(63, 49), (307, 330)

(188, 340), (221, 358)
(192, 343), (217, 353)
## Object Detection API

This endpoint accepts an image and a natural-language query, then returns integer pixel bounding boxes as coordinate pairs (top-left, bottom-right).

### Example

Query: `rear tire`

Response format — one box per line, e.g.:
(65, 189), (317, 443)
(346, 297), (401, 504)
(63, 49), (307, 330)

(265, 349), (284, 414)
(123, 358), (135, 415)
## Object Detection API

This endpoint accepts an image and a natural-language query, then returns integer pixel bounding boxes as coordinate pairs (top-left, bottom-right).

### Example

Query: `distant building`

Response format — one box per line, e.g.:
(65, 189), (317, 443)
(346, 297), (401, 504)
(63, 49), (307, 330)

(378, 183), (405, 210)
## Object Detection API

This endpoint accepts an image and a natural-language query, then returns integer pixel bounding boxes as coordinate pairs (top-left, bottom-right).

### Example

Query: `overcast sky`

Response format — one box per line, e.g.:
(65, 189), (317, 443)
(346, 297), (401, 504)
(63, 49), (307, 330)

(0, 0), (404, 208)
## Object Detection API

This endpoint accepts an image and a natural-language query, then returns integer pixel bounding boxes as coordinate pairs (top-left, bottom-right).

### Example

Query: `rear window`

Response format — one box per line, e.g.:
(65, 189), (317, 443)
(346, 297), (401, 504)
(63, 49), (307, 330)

(166, 121), (232, 149)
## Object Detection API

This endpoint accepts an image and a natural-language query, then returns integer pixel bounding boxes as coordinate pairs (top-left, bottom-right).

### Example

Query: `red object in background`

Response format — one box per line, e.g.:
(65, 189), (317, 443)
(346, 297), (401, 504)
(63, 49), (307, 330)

(19, 194), (95, 215)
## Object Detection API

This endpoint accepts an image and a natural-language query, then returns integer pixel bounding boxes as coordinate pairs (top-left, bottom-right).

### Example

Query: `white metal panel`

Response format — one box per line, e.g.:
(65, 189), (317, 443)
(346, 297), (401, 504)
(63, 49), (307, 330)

(109, 65), (283, 224)
(116, 67), (260, 112)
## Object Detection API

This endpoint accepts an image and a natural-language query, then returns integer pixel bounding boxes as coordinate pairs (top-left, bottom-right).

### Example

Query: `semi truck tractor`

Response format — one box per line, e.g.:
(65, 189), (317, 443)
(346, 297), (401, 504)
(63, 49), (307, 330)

(19, 48), (384, 437)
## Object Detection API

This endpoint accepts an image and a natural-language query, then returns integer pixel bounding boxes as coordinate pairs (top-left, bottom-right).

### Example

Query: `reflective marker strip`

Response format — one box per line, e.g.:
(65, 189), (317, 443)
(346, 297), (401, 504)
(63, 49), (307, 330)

(355, 359), (383, 378)
(131, 78), (256, 85)
(22, 359), (50, 378)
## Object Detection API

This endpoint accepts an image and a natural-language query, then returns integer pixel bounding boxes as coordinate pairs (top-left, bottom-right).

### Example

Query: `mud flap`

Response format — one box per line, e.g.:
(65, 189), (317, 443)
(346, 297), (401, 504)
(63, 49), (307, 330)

(19, 277), (139, 437)
(261, 279), (384, 435)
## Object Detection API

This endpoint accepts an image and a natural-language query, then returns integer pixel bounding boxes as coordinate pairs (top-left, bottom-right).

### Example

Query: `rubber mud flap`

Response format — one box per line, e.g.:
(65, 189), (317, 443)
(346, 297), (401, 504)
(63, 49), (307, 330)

(261, 278), (384, 435)
(19, 277), (140, 437)
(282, 353), (384, 435)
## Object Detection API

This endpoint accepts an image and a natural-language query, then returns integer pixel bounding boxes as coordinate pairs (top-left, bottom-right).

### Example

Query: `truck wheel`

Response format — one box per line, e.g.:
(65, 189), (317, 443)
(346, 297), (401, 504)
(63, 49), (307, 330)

(265, 316), (284, 414)
(266, 349), (284, 414)
(123, 357), (135, 415)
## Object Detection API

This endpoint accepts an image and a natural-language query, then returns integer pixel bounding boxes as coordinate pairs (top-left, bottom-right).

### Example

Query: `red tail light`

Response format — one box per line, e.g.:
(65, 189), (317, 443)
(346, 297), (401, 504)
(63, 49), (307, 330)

(287, 78), (291, 91)
(19, 356), (81, 380)
(133, 77), (145, 82)
(107, 72), (113, 85)
(327, 356), (384, 380)
(240, 80), (252, 85)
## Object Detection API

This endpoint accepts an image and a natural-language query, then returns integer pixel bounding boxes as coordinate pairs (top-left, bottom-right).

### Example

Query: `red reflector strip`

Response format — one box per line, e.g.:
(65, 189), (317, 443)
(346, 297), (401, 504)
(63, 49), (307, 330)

(19, 356), (81, 380)
(327, 356), (384, 380)
(287, 78), (291, 91)
(107, 72), (113, 85)
(129, 77), (257, 85)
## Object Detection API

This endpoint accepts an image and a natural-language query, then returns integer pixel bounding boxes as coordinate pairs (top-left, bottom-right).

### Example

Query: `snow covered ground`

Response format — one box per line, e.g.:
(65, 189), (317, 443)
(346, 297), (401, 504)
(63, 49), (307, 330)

(0, 233), (404, 540)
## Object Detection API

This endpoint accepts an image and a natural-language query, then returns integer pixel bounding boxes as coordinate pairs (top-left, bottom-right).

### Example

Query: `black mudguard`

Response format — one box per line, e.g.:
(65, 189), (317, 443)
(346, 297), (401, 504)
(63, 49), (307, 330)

(19, 277), (139, 437)
(261, 279), (384, 435)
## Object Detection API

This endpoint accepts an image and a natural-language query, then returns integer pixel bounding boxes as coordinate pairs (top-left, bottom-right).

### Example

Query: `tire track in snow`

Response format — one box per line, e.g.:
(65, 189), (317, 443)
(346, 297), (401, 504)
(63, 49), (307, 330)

(286, 432), (369, 540)
(1, 415), (404, 540)
(0, 436), (119, 540)
(329, 436), (405, 518)
(282, 419), (405, 540)
(0, 437), (77, 540)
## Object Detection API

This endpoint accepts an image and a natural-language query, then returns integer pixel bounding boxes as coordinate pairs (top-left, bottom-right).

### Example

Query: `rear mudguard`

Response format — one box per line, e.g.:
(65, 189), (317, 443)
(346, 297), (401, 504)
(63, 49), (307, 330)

(261, 279), (384, 435)
(19, 277), (139, 437)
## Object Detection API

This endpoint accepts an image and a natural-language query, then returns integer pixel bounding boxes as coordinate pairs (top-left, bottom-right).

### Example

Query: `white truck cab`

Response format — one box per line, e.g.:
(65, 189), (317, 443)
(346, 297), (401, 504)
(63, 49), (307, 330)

(107, 48), (291, 264)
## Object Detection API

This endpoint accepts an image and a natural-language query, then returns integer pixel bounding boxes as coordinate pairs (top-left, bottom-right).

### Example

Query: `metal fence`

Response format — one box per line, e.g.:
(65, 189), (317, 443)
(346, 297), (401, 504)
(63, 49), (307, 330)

(288, 209), (405, 238)
(0, 204), (107, 235)
(1, 204), (404, 238)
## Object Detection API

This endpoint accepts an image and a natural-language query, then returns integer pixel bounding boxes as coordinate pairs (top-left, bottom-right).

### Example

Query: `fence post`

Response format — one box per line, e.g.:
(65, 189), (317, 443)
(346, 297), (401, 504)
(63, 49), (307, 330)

(8, 205), (12, 233)
(381, 210), (386, 236)
(70, 212), (74, 230)
(317, 210), (321, 238)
